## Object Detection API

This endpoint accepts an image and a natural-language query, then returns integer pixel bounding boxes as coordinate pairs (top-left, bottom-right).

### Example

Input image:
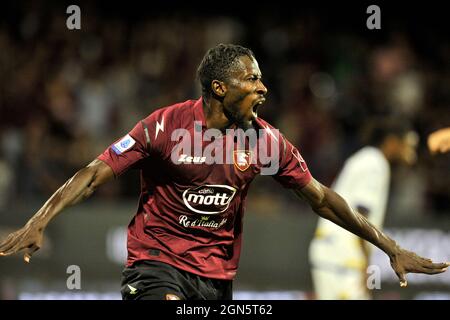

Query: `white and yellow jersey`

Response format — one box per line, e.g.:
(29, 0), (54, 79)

(310, 146), (390, 270)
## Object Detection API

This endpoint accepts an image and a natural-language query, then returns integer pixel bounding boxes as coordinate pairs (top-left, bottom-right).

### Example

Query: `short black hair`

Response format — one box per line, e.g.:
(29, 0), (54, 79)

(361, 117), (413, 147)
(197, 43), (255, 97)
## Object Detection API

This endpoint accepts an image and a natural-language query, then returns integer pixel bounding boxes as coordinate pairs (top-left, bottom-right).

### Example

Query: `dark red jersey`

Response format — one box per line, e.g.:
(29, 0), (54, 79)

(98, 97), (312, 280)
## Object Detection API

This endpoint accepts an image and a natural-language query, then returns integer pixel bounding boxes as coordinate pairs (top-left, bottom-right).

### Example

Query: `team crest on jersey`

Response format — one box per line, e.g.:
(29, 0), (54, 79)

(233, 150), (252, 171)
(112, 134), (136, 155)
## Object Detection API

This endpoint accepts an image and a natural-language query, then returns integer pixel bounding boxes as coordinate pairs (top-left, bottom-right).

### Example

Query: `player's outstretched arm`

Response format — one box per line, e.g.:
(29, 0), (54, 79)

(428, 127), (450, 154)
(0, 159), (114, 263)
(295, 178), (449, 287)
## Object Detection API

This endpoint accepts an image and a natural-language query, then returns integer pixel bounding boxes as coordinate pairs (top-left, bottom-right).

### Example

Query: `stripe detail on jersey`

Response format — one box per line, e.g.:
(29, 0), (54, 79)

(141, 120), (151, 150)
(282, 134), (287, 156)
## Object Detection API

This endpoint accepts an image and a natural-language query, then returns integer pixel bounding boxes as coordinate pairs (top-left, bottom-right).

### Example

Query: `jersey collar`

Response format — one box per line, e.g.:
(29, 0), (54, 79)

(193, 97), (207, 129)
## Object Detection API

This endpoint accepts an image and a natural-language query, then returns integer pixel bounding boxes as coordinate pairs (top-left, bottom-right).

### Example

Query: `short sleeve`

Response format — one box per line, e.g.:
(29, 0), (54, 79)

(272, 135), (312, 189)
(97, 120), (150, 177)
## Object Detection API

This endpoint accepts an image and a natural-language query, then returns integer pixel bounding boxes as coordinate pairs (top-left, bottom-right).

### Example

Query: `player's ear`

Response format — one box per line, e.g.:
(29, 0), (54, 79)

(211, 80), (227, 97)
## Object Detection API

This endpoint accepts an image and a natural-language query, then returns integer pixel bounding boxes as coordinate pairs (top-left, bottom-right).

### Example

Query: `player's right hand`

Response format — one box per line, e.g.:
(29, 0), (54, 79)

(0, 221), (44, 263)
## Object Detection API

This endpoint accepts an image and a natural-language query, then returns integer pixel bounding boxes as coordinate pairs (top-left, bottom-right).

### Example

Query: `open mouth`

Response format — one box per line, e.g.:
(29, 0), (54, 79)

(251, 99), (266, 118)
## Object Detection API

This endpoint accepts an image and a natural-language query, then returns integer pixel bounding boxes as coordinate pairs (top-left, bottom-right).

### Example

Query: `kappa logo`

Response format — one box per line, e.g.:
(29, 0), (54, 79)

(155, 116), (165, 140)
(127, 284), (138, 295)
(177, 154), (206, 164)
(182, 184), (237, 215)
(233, 150), (252, 171)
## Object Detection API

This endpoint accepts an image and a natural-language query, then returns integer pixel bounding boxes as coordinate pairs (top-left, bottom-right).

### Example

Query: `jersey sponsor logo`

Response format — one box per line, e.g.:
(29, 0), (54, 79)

(179, 215), (227, 229)
(182, 184), (237, 215)
(291, 147), (308, 172)
(112, 134), (136, 155)
(233, 150), (252, 171)
(177, 154), (207, 164)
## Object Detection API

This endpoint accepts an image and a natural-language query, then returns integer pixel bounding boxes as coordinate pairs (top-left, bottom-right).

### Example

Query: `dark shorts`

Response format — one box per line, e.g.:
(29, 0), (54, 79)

(120, 260), (233, 300)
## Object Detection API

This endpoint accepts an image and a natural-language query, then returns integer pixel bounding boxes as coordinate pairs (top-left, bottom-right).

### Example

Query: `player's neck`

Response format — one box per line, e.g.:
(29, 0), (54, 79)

(203, 99), (234, 131)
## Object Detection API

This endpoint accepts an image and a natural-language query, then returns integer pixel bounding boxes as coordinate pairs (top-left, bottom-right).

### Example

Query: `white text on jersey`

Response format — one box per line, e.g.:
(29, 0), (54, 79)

(178, 154), (207, 164)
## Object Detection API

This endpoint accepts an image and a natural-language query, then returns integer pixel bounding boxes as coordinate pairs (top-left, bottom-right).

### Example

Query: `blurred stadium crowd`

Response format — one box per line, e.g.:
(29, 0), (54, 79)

(0, 2), (449, 218)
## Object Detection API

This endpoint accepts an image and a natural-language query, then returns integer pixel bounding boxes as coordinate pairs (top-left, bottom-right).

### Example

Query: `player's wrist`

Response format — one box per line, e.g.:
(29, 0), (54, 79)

(380, 238), (400, 257)
(26, 216), (48, 231)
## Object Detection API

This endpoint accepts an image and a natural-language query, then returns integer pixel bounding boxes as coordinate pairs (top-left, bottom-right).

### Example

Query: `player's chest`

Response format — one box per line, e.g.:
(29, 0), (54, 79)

(165, 151), (258, 186)
(162, 131), (264, 186)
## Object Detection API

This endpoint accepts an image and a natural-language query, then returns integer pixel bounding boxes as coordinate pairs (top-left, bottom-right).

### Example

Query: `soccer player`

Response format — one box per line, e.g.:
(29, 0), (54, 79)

(428, 127), (450, 154)
(309, 120), (419, 300)
(0, 44), (448, 300)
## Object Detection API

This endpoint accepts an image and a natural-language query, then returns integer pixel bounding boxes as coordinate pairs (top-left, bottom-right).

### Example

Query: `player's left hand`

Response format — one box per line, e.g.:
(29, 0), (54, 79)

(389, 247), (449, 287)
(0, 221), (44, 263)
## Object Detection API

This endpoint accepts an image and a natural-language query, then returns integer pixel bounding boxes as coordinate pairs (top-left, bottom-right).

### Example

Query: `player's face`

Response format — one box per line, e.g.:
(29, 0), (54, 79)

(398, 131), (419, 165)
(222, 56), (268, 129)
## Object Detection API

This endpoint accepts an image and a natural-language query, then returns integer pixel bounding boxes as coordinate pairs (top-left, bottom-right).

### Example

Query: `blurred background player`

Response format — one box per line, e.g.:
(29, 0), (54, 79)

(428, 127), (450, 154)
(309, 119), (419, 300)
